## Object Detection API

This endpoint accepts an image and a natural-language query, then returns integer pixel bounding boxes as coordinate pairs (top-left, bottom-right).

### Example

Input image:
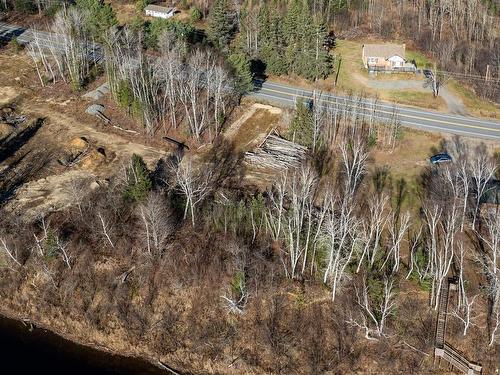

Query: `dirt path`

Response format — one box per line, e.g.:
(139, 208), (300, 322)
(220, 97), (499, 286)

(439, 87), (469, 115)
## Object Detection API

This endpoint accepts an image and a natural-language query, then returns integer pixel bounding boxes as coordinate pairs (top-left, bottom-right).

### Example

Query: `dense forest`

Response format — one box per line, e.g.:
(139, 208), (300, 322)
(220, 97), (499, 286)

(0, 0), (499, 373)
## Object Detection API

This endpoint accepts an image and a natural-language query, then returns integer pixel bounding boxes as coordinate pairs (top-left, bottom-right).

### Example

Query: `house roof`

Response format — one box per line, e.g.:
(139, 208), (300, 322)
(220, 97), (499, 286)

(363, 44), (406, 59)
(144, 5), (174, 14)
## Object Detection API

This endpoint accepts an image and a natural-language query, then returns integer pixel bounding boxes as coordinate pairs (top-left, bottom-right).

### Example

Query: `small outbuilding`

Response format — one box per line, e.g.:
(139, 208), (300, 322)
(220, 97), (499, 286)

(144, 5), (176, 19)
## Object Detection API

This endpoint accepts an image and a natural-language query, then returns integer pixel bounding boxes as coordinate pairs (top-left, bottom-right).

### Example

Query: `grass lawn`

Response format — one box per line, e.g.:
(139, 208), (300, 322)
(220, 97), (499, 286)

(371, 129), (442, 213)
(109, 1), (137, 25)
(331, 40), (442, 110)
(382, 90), (446, 111)
(371, 129), (441, 180)
(405, 50), (432, 69)
(447, 80), (500, 119)
(328, 40), (499, 117)
(333, 40), (374, 94)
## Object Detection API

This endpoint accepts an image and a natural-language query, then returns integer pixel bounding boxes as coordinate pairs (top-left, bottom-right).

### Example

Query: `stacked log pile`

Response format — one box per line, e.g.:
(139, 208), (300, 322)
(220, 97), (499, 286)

(244, 134), (307, 171)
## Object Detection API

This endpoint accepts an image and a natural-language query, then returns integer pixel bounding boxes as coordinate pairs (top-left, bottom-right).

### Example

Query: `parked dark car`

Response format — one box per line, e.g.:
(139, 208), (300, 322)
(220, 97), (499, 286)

(423, 69), (433, 78)
(430, 153), (453, 164)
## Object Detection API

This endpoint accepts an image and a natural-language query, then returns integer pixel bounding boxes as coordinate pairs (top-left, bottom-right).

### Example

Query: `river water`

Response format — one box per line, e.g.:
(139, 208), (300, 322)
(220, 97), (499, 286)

(0, 314), (169, 374)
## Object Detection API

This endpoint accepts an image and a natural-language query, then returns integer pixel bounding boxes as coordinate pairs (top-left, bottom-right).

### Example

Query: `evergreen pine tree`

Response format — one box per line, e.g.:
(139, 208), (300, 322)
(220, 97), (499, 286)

(288, 100), (313, 147)
(228, 52), (254, 93)
(283, 0), (303, 74)
(75, 0), (117, 40)
(124, 154), (152, 202)
(311, 19), (332, 80)
(207, 0), (232, 50)
(264, 3), (287, 75)
(294, 0), (315, 78)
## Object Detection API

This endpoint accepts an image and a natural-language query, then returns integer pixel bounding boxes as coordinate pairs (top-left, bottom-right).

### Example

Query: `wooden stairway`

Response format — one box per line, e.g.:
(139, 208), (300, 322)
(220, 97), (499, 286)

(433, 277), (482, 375)
(435, 279), (450, 348)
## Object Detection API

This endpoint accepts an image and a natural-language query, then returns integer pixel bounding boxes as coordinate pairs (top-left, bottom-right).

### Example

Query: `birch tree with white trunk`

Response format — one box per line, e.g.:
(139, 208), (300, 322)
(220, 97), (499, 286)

(0, 237), (22, 268)
(137, 192), (171, 256)
(360, 194), (389, 270)
(170, 157), (213, 226)
(470, 149), (496, 229)
(323, 198), (358, 301)
(382, 211), (410, 273)
(283, 164), (319, 278)
(348, 277), (397, 340)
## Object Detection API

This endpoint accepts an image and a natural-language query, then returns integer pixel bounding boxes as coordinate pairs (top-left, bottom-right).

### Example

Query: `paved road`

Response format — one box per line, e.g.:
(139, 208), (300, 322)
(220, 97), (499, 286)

(1, 22), (499, 140)
(0, 21), (102, 61)
(250, 81), (500, 141)
(355, 74), (468, 115)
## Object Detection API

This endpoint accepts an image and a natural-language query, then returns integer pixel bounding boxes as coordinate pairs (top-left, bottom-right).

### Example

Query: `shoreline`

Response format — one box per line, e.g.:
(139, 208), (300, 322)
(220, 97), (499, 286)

(0, 307), (183, 374)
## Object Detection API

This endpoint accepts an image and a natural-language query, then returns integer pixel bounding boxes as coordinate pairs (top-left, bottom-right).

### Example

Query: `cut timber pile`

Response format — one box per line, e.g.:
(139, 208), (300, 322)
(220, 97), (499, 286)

(243, 134), (307, 186)
(244, 134), (307, 170)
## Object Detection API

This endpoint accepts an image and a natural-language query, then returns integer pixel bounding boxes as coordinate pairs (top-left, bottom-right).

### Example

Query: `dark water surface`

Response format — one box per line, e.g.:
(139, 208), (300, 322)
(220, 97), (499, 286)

(0, 314), (169, 374)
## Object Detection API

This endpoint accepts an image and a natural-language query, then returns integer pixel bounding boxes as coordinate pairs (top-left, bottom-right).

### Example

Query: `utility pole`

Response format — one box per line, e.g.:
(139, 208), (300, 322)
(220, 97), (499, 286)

(485, 64), (490, 82)
(334, 56), (342, 87)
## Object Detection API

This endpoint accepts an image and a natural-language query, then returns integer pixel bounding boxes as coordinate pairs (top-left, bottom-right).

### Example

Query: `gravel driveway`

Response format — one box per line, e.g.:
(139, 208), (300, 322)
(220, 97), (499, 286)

(360, 76), (468, 115)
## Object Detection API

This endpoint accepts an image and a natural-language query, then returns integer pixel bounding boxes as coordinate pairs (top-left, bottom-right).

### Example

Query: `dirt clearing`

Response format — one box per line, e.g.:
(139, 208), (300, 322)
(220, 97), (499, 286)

(1, 104), (169, 219)
(0, 49), (169, 220)
(224, 102), (282, 152)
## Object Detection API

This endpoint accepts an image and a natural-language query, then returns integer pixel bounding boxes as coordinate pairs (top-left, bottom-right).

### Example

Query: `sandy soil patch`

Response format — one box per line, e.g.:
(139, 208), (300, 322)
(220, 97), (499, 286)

(224, 103), (282, 152)
(0, 86), (20, 106)
(27, 102), (167, 169)
(1, 104), (168, 218)
(7, 170), (100, 220)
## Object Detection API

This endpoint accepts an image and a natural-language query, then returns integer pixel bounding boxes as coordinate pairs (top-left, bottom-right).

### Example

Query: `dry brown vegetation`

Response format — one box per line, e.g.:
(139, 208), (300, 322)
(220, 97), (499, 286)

(0, 9), (500, 375)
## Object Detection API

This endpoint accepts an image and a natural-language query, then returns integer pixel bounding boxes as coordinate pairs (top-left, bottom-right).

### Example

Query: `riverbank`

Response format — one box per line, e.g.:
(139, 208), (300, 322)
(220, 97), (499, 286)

(0, 309), (176, 375)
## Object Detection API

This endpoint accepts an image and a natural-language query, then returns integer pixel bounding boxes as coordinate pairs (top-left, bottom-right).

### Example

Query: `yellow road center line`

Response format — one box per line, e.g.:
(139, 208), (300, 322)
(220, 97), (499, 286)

(258, 87), (500, 133)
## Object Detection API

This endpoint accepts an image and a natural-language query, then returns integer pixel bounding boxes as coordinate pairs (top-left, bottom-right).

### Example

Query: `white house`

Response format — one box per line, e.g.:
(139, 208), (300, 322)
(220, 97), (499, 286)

(362, 43), (415, 72)
(144, 5), (176, 19)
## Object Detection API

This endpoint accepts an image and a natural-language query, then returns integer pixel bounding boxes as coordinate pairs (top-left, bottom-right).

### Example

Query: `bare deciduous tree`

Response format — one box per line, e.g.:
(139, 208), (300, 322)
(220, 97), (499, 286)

(490, 307), (500, 346)
(339, 137), (369, 200)
(265, 172), (287, 242)
(470, 148), (496, 229)
(56, 236), (72, 269)
(284, 164), (319, 278)
(406, 225), (424, 280)
(348, 277), (397, 340)
(0, 237), (21, 268)
(358, 194), (389, 271)
(97, 211), (115, 249)
(424, 67), (450, 97)
(382, 211), (410, 273)
(29, 7), (96, 89)
(450, 294), (482, 336)
(323, 198), (358, 301)
(138, 192), (171, 256)
(170, 157), (213, 226)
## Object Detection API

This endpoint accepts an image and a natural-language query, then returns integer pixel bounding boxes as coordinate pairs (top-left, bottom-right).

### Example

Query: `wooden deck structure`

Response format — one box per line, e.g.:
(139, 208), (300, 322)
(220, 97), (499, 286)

(434, 278), (482, 375)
